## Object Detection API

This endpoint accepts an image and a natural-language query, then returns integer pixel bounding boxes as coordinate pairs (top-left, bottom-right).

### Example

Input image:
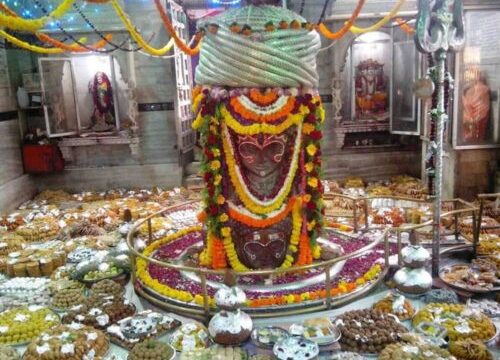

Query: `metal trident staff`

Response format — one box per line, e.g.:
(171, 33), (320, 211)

(414, 0), (465, 277)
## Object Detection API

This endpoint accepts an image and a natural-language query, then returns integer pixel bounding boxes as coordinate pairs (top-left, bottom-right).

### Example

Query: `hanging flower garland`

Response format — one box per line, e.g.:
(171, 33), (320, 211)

(221, 121), (302, 215)
(153, 0), (202, 56)
(248, 88), (280, 107)
(229, 95), (296, 123)
(219, 104), (307, 136)
(395, 17), (414, 35)
(299, 95), (325, 263)
(317, 0), (366, 40)
(349, 0), (406, 34)
(0, 3), (110, 53)
(228, 197), (296, 228)
(110, 0), (175, 56)
(0, 0), (75, 32)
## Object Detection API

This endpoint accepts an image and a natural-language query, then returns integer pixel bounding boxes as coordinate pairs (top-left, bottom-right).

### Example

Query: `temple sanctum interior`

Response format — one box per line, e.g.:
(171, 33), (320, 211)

(0, 0), (499, 359)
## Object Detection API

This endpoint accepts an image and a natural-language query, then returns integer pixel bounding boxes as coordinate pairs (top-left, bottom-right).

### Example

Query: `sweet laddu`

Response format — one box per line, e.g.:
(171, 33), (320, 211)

(192, 5), (325, 270)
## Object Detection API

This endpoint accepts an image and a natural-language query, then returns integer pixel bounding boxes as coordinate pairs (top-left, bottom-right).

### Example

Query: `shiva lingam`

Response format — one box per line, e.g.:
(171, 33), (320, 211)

(193, 5), (325, 271)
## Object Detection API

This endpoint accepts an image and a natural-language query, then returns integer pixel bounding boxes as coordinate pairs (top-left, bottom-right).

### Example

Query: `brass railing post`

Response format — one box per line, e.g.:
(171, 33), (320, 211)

(199, 272), (210, 319)
(147, 218), (153, 244)
(324, 265), (332, 310)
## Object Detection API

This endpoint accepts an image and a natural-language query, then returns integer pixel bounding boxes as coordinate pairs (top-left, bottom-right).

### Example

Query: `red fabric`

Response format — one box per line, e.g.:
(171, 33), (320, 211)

(22, 144), (65, 174)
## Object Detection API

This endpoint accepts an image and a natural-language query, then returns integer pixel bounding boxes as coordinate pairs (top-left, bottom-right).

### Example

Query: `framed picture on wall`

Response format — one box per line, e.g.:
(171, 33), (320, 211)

(453, 8), (500, 149)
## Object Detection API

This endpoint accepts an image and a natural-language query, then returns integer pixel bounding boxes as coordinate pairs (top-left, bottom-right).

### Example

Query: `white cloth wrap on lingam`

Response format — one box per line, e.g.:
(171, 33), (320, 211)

(195, 6), (321, 88)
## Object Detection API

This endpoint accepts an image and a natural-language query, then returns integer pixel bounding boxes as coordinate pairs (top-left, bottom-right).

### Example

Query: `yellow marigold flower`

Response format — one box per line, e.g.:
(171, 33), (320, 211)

(302, 123), (315, 135)
(216, 195), (225, 205)
(312, 245), (321, 259)
(219, 213), (229, 222)
(306, 144), (317, 156)
(210, 160), (221, 170)
(300, 292), (310, 301)
(214, 174), (222, 185)
(356, 278), (366, 286)
(286, 294), (295, 304)
(318, 106), (326, 122)
(289, 245), (298, 253)
(303, 194), (312, 203)
(221, 227), (231, 237)
(305, 162), (314, 173)
(308, 177), (318, 188)
(307, 220), (316, 231)
(209, 125), (218, 134)
(299, 105), (310, 115)
(212, 148), (220, 157)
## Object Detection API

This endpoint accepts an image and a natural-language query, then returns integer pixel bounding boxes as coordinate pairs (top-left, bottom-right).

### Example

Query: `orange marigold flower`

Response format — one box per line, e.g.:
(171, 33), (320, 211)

(216, 195), (225, 205)
(302, 123), (315, 135)
(305, 162), (314, 173)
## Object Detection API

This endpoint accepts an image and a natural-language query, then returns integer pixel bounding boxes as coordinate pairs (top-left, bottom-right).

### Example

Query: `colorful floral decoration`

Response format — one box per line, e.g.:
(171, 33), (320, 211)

(189, 5), (329, 271)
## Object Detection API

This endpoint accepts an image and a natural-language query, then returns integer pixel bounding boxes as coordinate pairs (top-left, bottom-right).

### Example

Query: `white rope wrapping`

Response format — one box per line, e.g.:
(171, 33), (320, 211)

(195, 6), (321, 88)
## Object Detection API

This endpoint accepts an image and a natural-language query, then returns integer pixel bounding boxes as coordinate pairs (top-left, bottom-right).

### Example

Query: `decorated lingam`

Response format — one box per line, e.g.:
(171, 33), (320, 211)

(192, 5), (325, 271)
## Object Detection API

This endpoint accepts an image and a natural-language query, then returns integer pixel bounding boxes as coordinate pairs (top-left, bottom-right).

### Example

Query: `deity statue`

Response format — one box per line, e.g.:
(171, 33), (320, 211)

(88, 71), (115, 132)
(192, 5), (324, 270)
(462, 70), (490, 142)
(355, 59), (388, 120)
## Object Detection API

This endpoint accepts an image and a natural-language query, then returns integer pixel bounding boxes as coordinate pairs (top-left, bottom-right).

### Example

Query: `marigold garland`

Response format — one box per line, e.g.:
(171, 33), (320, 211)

(229, 95), (296, 123)
(221, 104), (307, 135)
(153, 0), (202, 56)
(137, 226), (383, 308)
(222, 121), (301, 215)
(0, 2), (111, 53)
(0, 0), (74, 32)
(317, 0), (366, 40)
(110, 0), (175, 56)
(349, 0), (406, 34)
(396, 17), (415, 34)
(228, 196), (296, 228)
(248, 88), (280, 106)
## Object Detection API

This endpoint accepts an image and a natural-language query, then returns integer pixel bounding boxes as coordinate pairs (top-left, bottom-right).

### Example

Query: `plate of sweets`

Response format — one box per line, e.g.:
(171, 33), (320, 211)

(22, 324), (109, 360)
(107, 310), (181, 350)
(168, 323), (210, 352)
(0, 306), (60, 346)
(273, 336), (319, 360)
(412, 303), (496, 342)
(289, 318), (341, 346)
(251, 326), (289, 348)
(440, 258), (500, 293)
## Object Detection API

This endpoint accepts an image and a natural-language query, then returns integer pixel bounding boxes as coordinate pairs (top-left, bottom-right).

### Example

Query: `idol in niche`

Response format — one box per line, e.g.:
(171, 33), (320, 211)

(355, 59), (389, 121)
(88, 71), (115, 132)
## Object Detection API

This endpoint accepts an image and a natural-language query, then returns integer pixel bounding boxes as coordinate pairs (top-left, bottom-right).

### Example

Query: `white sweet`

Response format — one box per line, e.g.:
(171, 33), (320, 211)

(69, 322), (84, 330)
(61, 343), (75, 355)
(208, 309), (252, 337)
(13, 313), (29, 322)
(401, 245), (430, 263)
(36, 344), (50, 355)
(392, 295), (406, 313)
(87, 332), (98, 341)
(96, 314), (110, 326)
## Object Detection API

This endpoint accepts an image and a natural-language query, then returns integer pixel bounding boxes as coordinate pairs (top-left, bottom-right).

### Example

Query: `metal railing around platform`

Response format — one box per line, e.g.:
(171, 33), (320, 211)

(126, 195), (479, 320)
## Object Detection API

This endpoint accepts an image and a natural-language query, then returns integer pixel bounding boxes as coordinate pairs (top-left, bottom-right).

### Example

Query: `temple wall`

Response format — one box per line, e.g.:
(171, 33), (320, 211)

(0, 47), (37, 212)
(4, 0), (183, 196)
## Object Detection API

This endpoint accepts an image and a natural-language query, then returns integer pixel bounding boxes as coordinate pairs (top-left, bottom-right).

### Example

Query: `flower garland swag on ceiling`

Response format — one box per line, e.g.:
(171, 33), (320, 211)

(0, 2), (110, 53)
(317, 0), (406, 40)
(190, 5), (325, 272)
